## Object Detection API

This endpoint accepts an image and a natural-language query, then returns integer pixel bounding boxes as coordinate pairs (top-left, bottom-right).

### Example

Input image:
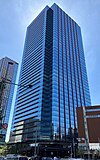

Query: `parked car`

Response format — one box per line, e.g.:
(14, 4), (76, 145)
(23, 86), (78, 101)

(0, 156), (5, 160)
(42, 157), (53, 160)
(68, 158), (84, 160)
(5, 155), (28, 160)
(28, 157), (32, 160)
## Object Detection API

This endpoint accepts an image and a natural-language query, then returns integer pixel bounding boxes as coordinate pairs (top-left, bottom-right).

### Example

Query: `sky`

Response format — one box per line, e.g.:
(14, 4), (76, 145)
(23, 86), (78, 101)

(0, 0), (100, 105)
(0, 0), (100, 131)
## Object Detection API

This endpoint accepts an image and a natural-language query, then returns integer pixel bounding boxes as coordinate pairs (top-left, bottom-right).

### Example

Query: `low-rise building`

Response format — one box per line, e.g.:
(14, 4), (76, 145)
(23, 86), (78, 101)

(76, 105), (100, 150)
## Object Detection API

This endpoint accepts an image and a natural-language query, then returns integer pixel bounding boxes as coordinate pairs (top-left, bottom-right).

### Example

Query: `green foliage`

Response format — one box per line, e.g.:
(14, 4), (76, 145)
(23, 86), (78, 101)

(7, 144), (17, 154)
(0, 144), (7, 156)
(75, 148), (85, 158)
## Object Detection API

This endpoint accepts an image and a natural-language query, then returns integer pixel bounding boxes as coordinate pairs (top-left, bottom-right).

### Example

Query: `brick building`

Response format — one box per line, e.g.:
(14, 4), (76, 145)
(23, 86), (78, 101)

(77, 105), (100, 150)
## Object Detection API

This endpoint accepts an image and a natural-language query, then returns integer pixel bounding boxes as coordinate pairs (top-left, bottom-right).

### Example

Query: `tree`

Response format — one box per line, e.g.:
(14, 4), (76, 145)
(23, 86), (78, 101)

(0, 144), (7, 156)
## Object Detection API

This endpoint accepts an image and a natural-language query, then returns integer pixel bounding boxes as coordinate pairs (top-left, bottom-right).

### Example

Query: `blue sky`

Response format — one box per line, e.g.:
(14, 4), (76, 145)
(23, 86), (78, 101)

(0, 0), (100, 106)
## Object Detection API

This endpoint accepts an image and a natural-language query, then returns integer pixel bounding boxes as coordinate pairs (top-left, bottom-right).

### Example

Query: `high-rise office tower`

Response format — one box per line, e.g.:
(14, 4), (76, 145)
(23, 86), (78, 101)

(11, 3), (91, 156)
(0, 57), (18, 144)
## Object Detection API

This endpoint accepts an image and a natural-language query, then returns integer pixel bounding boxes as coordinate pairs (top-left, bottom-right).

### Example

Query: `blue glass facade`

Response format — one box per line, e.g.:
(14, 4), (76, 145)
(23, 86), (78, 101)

(11, 4), (91, 143)
(51, 4), (91, 141)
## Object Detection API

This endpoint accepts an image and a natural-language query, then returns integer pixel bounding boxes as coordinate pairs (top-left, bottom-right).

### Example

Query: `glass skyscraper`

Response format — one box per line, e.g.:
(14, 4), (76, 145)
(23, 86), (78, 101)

(0, 57), (18, 144)
(11, 3), (91, 156)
